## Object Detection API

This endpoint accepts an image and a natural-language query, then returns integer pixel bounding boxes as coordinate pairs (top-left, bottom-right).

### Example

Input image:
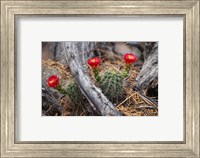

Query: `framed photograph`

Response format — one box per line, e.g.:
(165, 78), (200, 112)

(42, 41), (158, 116)
(1, 0), (199, 157)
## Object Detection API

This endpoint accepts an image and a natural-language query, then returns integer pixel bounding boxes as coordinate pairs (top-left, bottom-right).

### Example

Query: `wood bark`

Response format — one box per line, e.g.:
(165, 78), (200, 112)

(42, 85), (64, 116)
(136, 42), (158, 90)
(62, 42), (122, 116)
(42, 42), (57, 60)
(56, 42), (97, 65)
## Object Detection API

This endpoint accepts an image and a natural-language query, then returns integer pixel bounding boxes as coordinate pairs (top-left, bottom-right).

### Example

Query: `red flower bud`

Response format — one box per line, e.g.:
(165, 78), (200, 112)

(87, 57), (101, 68)
(47, 75), (59, 88)
(124, 53), (138, 65)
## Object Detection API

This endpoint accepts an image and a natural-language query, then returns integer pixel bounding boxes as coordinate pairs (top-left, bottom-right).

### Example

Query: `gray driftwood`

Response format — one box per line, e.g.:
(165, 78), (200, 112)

(42, 86), (64, 116)
(62, 42), (121, 116)
(136, 42), (158, 90)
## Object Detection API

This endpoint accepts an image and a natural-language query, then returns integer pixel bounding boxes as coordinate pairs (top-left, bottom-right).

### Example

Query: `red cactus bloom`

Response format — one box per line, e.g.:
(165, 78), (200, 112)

(47, 75), (59, 88)
(124, 53), (138, 65)
(87, 57), (101, 68)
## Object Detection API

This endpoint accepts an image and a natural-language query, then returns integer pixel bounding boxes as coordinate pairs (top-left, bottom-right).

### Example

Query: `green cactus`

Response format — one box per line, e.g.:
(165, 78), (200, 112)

(66, 82), (86, 107)
(99, 71), (124, 103)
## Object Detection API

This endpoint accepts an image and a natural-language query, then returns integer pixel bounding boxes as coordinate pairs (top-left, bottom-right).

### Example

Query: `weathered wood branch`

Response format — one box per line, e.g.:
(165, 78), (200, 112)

(136, 42), (158, 90)
(42, 85), (64, 116)
(62, 42), (121, 116)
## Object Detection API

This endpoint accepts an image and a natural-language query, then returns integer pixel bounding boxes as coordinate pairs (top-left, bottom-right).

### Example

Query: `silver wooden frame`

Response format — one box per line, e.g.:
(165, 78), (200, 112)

(1, 0), (199, 157)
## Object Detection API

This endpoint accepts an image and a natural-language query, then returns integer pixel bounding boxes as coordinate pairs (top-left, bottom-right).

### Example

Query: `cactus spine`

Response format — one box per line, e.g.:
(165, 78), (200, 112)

(66, 82), (86, 107)
(99, 71), (124, 103)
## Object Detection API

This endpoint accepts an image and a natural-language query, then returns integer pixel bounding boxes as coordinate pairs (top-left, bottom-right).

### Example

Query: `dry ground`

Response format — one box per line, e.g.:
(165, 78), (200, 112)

(42, 56), (158, 116)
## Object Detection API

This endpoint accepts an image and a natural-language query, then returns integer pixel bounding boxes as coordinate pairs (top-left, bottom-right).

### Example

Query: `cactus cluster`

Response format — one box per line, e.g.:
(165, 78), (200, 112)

(47, 53), (138, 108)
(66, 82), (86, 107)
(99, 71), (124, 103)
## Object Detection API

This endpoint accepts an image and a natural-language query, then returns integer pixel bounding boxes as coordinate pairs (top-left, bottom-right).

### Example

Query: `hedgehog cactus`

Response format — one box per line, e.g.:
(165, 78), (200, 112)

(66, 82), (86, 107)
(99, 71), (124, 104)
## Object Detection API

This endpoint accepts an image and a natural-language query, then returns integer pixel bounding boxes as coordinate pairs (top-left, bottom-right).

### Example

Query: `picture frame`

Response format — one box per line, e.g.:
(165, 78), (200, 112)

(1, 0), (199, 157)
